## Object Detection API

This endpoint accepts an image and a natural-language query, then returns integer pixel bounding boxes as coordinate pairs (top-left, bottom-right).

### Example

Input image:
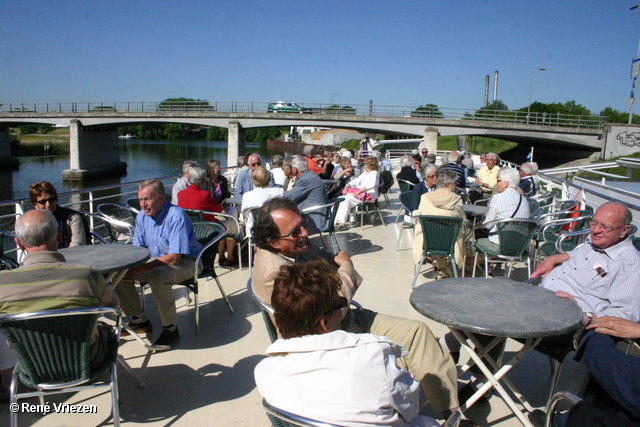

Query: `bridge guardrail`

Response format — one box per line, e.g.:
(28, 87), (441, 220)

(0, 101), (605, 129)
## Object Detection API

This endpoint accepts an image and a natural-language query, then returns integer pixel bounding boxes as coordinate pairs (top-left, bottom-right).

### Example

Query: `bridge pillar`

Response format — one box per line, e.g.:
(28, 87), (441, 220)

(0, 127), (19, 171)
(227, 121), (246, 168)
(62, 119), (127, 181)
(421, 127), (438, 154)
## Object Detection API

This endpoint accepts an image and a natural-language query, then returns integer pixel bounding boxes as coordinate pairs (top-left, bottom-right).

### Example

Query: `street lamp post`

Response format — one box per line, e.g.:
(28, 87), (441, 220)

(527, 68), (546, 124)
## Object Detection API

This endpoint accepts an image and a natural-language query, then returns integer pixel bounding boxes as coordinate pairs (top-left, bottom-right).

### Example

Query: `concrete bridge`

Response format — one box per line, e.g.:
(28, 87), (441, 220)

(0, 101), (625, 180)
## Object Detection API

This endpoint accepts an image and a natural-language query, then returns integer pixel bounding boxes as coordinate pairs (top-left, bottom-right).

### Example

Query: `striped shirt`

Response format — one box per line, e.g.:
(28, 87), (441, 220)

(485, 188), (530, 243)
(541, 237), (640, 321)
(439, 163), (466, 188)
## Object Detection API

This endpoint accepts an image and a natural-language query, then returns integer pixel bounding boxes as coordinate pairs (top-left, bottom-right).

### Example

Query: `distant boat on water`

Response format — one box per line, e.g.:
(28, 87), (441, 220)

(118, 134), (135, 139)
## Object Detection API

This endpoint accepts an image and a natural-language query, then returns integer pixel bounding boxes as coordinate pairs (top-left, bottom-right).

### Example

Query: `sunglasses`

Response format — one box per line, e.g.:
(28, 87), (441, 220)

(250, 162), (261, 167)
(36, 196), (57, 205)
(277, 217), (308, 240)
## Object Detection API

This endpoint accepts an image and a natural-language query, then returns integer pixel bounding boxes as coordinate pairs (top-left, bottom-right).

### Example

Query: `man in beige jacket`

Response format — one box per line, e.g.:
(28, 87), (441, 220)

(251, 197), (459, 415)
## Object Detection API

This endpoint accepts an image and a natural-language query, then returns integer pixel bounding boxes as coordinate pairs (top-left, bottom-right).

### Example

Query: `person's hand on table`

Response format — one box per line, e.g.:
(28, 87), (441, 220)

(555, 290), (575, 301)
(554, 291), (593, 325)
(587, 316), (640, 339)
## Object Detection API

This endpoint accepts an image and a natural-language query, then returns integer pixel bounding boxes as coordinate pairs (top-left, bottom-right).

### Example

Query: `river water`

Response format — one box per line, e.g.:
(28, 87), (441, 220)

(1, 139), (274, 203)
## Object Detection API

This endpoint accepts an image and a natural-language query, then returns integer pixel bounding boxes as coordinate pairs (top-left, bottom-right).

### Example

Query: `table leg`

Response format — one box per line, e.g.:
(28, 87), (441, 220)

(451, 328), (536, 427)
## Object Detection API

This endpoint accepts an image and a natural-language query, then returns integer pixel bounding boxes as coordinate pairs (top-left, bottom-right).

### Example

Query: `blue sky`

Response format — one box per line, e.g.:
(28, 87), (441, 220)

(2, 0), (640, 114)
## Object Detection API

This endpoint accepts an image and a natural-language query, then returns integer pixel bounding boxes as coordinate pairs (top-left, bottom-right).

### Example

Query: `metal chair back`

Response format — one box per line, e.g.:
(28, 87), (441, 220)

(247, 279), (278, 343)
(495, 218), (539, 258)
(126, 198), (141, 212)
(395, 191), (415, 251)
(473, 218), (538, 278)
(0, 307), (122, 427)
(178, 221), (233, 330)
(356, 184), (385, 227)
(0, 230), (19, 270)
(397, 179), (415, 194)
(263, 399), (341, 427)
(301, 198), (344, 252)
(96, 203), (137, 243)
(184, 208), (204, 223)
(411, 215), (464, 288)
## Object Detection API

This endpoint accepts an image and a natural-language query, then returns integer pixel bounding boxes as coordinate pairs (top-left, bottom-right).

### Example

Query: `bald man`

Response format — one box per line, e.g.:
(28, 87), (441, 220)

(532, 202), (640, 323)
(0, 210), (119, 370)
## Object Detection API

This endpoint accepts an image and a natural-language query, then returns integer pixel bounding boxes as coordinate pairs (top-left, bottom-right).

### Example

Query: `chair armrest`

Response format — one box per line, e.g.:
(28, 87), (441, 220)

(539, 215), (592, 242)
(443, 410), (462, 427)
(247, 279), (275, 315)
(93, 213), (135, 243)
(545, 391), (581, 427)
(554, 229), (590, 253)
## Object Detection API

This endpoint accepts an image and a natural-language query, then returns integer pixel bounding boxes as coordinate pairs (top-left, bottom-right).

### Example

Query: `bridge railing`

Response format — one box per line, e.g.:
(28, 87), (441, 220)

(0, 101), (605, 129)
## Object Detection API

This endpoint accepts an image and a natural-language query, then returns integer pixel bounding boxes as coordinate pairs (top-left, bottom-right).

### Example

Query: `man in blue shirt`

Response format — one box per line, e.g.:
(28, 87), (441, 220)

(234, 153), (275, 196)
(116, 179), (202, 347)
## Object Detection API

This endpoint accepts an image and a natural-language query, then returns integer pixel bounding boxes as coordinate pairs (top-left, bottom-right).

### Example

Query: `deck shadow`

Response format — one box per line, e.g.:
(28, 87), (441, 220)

(118, 355), (265, 424)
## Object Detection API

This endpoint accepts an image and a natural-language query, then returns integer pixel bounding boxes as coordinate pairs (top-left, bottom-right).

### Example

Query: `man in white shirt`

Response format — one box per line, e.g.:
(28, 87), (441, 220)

(532, 201), (640, 323)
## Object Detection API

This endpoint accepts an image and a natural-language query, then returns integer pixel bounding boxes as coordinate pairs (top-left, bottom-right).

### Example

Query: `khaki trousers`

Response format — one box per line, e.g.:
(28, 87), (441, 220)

(115, 257), (200, 327)
(341, 308), (459, 412)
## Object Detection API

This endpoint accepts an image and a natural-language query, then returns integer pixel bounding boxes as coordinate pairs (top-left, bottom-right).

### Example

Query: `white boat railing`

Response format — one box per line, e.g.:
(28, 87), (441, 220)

(3, 157), (640, 258)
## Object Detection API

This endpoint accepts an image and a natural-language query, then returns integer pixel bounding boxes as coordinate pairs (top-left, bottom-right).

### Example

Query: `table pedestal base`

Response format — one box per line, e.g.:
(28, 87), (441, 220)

(451, 328), (541, 427)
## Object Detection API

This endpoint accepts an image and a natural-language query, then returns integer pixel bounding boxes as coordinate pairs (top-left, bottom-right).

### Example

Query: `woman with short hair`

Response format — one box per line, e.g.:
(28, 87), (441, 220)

(29, 181), (89, 248)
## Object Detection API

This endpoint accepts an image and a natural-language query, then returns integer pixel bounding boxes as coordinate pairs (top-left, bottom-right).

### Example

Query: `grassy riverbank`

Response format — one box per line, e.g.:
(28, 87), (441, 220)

(11, 128), (70, 156)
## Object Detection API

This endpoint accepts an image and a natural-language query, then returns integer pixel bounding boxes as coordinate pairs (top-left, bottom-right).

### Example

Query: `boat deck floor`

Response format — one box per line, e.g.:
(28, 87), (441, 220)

(0, 185), (587, 426)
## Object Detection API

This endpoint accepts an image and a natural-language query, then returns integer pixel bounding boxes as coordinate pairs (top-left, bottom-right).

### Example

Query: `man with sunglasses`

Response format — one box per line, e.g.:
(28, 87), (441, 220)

(254, 261), (439, 427)
(532, 202), (640, 324)
(252, 197), (459, 416)
(233, 153), (275, 196)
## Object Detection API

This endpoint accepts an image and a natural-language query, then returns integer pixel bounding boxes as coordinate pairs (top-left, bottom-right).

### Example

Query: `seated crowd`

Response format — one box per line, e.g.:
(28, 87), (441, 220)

(3, 144), (639, 426)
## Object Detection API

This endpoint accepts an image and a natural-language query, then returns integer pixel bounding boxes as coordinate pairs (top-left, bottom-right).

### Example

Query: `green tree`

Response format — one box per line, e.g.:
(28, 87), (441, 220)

(472, 100), (517, 121)
(560, 100), (591, 116)
(323, 104), (356, 115)
(38, 124), (54, 134)
(599, 107), (626, 123)
(206, 126), (228, 141)
(411, 104), (444, 118)
(18, 124), (38, 135)
(90, 106), (117, 112)
(484, 100), (509, 111)
(246, 126), (287, 143)
(158, 97), (214, 111)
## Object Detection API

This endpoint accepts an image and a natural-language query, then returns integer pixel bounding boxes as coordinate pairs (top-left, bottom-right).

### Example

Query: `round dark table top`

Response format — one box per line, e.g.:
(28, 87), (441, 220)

(59, 244), (150, 275)
(463, 205), (489, 216)
(410, 278), (583, 338)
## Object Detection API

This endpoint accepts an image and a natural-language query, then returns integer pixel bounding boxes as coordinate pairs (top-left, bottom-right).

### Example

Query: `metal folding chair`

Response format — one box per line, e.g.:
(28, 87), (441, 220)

(411, 215), (464, 288)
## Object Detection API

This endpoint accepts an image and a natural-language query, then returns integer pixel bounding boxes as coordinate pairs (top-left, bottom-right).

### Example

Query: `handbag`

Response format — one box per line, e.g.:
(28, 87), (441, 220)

(474, 196), (523, 240)
(347, 187), (373, 203)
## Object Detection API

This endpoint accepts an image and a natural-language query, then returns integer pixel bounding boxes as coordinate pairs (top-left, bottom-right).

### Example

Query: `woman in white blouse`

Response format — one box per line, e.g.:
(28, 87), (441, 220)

(334, 156), (380, 230)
